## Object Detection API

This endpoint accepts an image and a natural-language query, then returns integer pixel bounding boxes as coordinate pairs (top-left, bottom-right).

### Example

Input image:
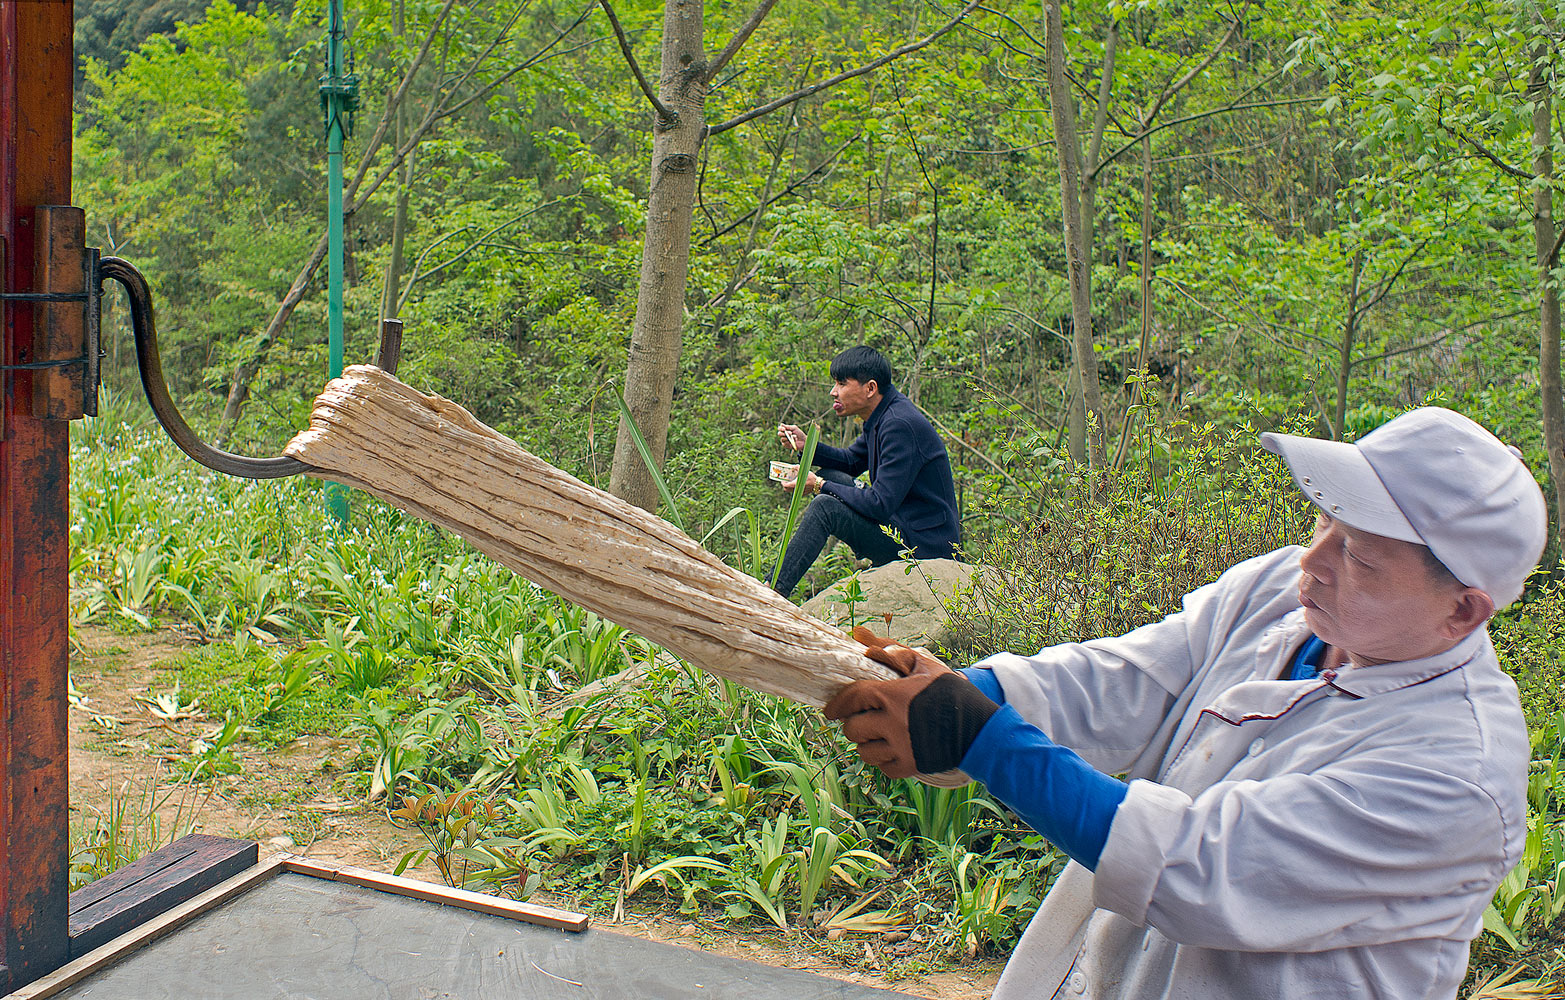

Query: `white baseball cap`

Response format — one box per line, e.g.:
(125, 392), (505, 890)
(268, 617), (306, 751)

(1260, 408), (1547, 608)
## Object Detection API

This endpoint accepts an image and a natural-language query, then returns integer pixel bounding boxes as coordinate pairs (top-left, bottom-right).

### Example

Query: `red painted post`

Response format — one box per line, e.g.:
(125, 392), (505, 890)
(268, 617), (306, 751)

(0, 0), (74, 990)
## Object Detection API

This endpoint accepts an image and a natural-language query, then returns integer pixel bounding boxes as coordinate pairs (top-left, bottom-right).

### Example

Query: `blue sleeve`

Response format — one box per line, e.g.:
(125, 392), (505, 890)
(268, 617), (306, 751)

(820, 416), (920, 526)
(814, 435), (868, 476)
(958, 705), (1128, 871)
(959, 667), (1006, 706)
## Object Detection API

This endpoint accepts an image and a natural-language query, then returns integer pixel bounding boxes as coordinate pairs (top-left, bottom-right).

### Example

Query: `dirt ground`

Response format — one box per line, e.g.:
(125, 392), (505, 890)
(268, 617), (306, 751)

(67, 624), (1001, 1000)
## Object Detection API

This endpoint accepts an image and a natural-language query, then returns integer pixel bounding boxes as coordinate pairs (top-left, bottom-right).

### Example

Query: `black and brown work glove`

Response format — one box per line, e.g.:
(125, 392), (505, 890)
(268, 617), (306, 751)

(825, 627), (999, 780)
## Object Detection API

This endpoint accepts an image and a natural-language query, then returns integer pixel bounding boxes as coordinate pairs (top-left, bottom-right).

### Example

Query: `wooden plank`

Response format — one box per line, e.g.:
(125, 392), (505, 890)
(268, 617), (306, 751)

(67, 835), (257, 958)
(0, 1), (76, 991)
(279, 856), (589, 932)
(2, 857), (287, 1000)
(65, 840), (200, 914)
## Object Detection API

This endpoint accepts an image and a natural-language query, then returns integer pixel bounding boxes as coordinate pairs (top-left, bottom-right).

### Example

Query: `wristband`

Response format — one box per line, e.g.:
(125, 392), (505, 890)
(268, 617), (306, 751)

(907, 672), (1000, 774)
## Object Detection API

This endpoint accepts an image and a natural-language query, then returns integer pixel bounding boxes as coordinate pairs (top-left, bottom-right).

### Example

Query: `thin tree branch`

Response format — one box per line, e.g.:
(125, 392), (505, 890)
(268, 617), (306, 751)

(968, 3), (1132, 139)
(439, 4), (596, 119)
(1084, 19), (1118, 177)
(708, 0), (982, 136)
(426, 0), (531, 118)
(922, 406), (1020, 489)
(1083, 63), (1284, 180)
(401, 197), (579, 309)
(893, 69), (939, 357)
(1352, 235), (1436, 318)
(1093, 96), (1318, 177)
(972, 4), (1044, 52)
(697, 121), (792, 322)
(698, 134), (858, 245)
(1354, 328), (1466, 367)
(1355, 307), (1533, 367)
(598, 0), (678, 125)
(1143, 2), (1249, 125)
(341, 0), (462, 208)
(705, 0), (780, 81)
(1445, 123), (1532, 180)
(350, 7), (592, 215)
(1066, 64), (1135, 140)
(1159, 276), (1335, 352)
(988, 305), (1070, 343)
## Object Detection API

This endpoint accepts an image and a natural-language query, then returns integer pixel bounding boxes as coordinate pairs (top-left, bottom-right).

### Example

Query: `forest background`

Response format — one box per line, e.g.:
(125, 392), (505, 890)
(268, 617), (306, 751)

(63, 0), (1565, 993)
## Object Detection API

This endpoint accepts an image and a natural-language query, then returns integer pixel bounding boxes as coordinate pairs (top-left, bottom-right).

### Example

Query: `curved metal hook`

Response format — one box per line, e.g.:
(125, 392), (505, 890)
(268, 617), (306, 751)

(104, 256), (403, 479)
(102, 256), (319, 478)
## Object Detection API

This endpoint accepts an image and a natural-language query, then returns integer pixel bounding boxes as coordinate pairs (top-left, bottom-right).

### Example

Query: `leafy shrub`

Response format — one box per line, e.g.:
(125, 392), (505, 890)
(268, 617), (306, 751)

(946, 418), (1312, 661)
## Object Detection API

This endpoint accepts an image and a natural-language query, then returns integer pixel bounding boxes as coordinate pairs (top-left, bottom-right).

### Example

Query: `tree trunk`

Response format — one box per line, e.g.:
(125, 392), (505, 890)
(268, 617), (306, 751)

(608, 0), (708, 511)
(1532, 51), (1565, 555)
(1067, 352), (1084, 460)
(1068, 18), (1116, 465)
(381, 151), (413, 322)
(1113, 128), (1154, 470)
(1332, 246), (1365, 440)
(381, 0), (412, 326)
(1045, 0), (1105, 468)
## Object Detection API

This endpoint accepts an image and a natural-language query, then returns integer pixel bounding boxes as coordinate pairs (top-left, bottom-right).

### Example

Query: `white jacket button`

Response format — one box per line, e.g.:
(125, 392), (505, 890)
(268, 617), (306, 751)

(1247, 738), (1265, 757)
(1070, 970), (1088, 993)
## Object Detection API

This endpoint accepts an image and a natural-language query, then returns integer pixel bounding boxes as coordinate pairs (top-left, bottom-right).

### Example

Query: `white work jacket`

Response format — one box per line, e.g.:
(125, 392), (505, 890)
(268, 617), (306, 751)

(977, 546), (1527, 1000)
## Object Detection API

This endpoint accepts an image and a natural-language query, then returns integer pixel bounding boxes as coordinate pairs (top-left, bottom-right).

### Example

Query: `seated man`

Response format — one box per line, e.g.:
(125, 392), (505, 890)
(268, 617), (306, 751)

(773, 346), (959, 598)
(825, 408), (1544, 999)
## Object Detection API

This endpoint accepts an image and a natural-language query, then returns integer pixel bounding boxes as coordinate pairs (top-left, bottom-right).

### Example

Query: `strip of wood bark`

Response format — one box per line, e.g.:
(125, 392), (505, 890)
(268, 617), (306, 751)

(284, 365), (891, 707)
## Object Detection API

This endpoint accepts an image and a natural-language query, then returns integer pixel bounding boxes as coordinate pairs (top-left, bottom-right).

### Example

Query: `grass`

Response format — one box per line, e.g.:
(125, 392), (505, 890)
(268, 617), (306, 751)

(70, 774), (211, 889)
(171, 641), (357, 749)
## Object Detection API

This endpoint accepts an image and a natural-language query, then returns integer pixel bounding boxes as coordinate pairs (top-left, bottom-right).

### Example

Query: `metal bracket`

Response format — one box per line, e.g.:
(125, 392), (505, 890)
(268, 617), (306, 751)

(101, 256), (316, 479)
(101, 257), (405, 479)
(29, 206), (96, 420)
(0, 208), (404, 478)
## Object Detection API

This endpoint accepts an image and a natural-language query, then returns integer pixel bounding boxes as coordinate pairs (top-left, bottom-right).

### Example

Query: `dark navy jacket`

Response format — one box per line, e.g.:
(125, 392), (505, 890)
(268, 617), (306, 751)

(813, 386), (960, 558)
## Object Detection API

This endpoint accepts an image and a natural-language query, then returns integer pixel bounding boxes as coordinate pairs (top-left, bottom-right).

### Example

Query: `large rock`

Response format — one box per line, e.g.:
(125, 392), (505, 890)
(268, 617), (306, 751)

(800, 558), (995, 654)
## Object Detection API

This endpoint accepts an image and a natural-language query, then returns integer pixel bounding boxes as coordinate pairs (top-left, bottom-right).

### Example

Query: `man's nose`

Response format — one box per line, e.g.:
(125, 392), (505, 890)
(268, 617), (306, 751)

(1299, 534), (1332, 582)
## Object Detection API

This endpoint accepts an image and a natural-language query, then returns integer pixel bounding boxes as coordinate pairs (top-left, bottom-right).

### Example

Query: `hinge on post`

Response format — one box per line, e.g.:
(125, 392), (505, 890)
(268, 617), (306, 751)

(0, 206), (99, 423)
(31, 206), (96, 420)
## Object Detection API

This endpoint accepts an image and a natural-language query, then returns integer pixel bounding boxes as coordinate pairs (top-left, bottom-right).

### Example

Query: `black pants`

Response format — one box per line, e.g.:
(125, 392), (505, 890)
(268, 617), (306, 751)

(773, 469), (903, 598)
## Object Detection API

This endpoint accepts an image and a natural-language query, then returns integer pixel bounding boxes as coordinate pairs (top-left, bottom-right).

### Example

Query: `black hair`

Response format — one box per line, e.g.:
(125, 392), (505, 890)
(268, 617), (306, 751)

(830, 345), (893, 393)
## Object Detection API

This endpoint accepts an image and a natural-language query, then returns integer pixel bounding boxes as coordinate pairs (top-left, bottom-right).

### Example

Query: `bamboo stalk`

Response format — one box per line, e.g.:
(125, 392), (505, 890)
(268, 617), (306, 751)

(284, 365), (890, 707)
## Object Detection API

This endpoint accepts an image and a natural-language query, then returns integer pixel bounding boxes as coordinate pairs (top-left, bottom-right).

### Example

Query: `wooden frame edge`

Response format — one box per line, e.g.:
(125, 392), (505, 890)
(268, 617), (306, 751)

(278, 856), (589, 932)
(1, 856), (288, 1000)
(1, 853), (588, 999)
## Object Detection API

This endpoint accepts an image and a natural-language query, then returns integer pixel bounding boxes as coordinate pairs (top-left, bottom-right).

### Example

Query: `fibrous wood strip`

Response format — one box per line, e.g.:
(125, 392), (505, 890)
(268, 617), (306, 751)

(284, 366), (891, 707)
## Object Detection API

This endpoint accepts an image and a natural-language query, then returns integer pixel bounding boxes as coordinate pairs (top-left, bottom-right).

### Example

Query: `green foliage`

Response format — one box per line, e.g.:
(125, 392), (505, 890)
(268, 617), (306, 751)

(391, 785), (545, 898)
(64, 1), (1565, 987)
(770, 423), (820, 590)
(948, 415), (1313, 658)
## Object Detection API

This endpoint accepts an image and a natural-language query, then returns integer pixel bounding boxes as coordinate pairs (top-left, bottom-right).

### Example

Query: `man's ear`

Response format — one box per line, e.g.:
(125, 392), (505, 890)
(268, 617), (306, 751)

(865, 378), (879, 396)
(1444, 587), (1496, 640)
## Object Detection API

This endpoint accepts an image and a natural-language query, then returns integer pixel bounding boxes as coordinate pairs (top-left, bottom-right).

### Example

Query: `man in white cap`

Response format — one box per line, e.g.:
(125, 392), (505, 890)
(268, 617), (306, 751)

(825, 408), (1545, 999)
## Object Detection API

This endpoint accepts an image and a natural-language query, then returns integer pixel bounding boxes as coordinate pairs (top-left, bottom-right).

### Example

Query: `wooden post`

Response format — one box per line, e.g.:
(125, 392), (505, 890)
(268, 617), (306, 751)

(0, 0), (75, 990)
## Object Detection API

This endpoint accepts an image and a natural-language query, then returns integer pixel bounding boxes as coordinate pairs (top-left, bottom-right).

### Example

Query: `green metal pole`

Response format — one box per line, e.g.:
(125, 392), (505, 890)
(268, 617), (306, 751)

(321, 0), (355, 525)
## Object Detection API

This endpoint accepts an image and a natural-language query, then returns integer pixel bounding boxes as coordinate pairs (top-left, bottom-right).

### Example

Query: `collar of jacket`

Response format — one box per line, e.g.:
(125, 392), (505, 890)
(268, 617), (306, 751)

(1270, 607), (1490, 698)
(862, 385), (902, 433)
